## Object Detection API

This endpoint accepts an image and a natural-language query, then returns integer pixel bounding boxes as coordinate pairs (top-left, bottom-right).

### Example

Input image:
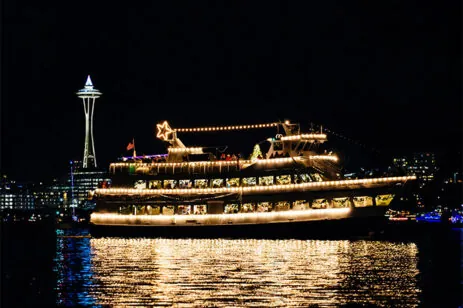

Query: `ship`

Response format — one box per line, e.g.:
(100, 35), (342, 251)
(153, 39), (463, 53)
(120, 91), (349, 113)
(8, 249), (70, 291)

(90, 120), (416, 238)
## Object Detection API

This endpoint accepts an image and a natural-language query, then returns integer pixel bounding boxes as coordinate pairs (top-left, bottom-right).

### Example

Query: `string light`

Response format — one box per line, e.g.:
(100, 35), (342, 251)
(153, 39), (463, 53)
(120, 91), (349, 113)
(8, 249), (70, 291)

(309, 155), (339, 162)
(156, 121), (174, 141)
(95, 175), (416, 196)
(168, 147), (203, 154)
(90, 208), (352, 226)
(109, 155), (339, 169)
(174, 123), (279, 133)
(280, 134), (327, 141)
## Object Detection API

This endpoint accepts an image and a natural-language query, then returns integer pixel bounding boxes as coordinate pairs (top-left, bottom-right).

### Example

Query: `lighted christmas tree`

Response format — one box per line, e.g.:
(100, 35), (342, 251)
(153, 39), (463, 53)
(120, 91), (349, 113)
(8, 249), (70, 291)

(250, 144), (263, 161)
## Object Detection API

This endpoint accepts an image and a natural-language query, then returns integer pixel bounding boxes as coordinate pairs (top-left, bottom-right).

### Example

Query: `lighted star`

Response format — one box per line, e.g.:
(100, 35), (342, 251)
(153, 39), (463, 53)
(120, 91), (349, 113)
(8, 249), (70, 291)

(156, 121), (174, 141)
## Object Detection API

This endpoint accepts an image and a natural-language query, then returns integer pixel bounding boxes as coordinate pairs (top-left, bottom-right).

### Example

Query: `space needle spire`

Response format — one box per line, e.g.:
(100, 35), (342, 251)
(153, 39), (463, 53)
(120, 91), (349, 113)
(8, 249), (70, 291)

(76, 75), (102, 168)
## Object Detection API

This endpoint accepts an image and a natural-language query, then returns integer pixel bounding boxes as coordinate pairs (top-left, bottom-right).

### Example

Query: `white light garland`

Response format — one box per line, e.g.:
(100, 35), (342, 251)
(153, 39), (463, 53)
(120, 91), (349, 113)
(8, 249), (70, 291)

(309, 155), (339, 162)
(95, 176), (416, 196)
(109, 155), (339, 169)
(280, 134), (327, 141)
(168, 147), (203, 154)
(174, 123), (278, 132)
(90, 208), (352, 226)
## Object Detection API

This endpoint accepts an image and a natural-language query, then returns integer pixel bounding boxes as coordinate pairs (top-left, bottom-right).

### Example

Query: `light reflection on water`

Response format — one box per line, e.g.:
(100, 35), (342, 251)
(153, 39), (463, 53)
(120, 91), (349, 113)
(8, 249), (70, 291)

(55, 233), (420, 307)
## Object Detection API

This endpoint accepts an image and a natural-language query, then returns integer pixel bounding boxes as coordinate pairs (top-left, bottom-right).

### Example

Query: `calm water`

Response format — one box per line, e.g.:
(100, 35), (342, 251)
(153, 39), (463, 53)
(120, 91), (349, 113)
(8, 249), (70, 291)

(1, 225), (462, 307)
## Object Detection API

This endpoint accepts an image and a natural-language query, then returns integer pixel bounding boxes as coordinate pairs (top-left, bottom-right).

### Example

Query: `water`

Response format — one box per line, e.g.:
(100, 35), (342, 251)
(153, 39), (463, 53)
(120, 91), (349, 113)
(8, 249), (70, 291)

(1, 224), (461, 307)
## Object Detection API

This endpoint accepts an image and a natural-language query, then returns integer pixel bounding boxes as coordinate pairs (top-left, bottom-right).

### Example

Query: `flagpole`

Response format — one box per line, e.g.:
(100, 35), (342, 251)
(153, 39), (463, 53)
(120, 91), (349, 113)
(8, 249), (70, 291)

(133, 137), (136, 158)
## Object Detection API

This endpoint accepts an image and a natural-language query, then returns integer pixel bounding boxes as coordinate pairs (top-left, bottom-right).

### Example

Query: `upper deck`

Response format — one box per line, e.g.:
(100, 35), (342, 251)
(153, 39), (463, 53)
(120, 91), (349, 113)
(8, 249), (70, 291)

(109, 120), (341, 180)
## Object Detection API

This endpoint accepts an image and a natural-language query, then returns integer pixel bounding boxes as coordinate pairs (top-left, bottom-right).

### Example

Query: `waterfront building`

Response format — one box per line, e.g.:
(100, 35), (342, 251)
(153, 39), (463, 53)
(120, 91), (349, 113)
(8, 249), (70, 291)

(33, 178), (70, 210)
(392, 153), (437, 185)
(392, 153), (439, 208)
(68, 160), (110, 209)
(0, 175), (35, 211)
(409, 153), (438, 187)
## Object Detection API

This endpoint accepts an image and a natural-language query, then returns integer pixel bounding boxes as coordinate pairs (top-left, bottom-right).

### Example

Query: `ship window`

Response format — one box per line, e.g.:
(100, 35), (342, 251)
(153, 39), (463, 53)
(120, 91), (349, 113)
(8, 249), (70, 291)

(194, 179), (208, 188)
(276, 175), (291, 185)
(162, 205), (175, 215)
(119, 205), (132, 215)
(212, 179), (224, 188)
(179, 179), (193, 189)
(295, 174), (311, 183)
(332, 198), (350, 208)
(353, 196), (373, 207)
(311, 173), (323, 182)
(135, 205), (148, 215)
(226, 178), (240, 187)
(312, 199), (328, 209)
(241, 203), (255, 213)
(293, 200), (308, 210)
(149, 180), (162, 189)
(163, 180), (177, 189)
(257, 202), (272, 212)
(259, 176), (274, 186)
(146, 205), (161, 215)
(135, 166), (149, 174)
(375, 194), (394, 206)
(193, 205), (207, 215)
(134, 180), (146, 189)
(242, 177), (256, 186)
(178, 205), (191, 215)
(275, 201), (291, 211)
(225, 204), (239, 214)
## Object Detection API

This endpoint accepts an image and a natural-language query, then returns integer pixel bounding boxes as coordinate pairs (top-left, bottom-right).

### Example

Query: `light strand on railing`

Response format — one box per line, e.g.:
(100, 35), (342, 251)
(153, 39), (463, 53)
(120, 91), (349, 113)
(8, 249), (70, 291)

(309, 155), (338, 162)
(168, 147), (203, 153)
(95, 175), (416, 196)
(109, 155), (339, 168)
(174, 123), (278, 133)
(280, 134), (327, 141)
(90, 208), (352, 226)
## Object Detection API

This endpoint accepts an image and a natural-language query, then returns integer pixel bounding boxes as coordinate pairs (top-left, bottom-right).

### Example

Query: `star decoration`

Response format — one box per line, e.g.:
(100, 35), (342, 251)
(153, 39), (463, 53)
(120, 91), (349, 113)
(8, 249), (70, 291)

(156, 121), (174, 141)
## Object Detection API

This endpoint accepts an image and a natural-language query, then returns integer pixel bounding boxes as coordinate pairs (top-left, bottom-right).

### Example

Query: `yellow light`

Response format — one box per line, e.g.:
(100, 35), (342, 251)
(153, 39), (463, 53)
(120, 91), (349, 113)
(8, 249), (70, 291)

(156, 121), (174, 141)
(90, 208), (352, 226)
(97, 176), (415, 196)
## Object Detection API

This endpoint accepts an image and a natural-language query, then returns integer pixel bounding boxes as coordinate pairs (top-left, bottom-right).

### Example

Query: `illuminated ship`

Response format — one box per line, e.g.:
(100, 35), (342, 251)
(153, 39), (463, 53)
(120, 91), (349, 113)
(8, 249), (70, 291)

(90, 120), (416, 237)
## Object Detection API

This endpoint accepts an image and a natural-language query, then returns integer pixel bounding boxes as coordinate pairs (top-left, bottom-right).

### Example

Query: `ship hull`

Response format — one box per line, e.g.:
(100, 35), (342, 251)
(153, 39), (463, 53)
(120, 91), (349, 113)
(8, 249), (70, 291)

(89, 206), (389, 239)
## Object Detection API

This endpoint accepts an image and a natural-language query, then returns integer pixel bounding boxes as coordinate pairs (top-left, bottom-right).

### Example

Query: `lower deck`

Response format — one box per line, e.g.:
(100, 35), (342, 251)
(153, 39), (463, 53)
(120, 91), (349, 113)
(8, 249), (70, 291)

(91, 192), (392, 228)
(90, 207), (392, 239)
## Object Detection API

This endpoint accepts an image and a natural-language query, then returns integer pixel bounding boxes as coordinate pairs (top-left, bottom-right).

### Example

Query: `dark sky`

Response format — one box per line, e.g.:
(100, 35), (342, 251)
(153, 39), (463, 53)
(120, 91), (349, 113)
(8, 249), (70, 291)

(1, 2), (461, 181)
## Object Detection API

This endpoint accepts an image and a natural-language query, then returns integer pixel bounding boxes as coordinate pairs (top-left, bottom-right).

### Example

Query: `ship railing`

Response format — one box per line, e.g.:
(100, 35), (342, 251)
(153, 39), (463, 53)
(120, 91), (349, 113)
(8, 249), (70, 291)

(109, 155), (339, 175)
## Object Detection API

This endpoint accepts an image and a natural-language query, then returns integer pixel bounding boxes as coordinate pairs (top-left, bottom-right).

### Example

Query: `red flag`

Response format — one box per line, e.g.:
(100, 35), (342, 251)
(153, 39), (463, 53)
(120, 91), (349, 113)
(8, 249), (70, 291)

(126, 142), (134, 151)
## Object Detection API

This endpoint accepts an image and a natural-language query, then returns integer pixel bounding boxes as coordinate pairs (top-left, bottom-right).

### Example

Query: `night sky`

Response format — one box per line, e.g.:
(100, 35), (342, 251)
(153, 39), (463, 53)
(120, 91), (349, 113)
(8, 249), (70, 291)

(2, 2), (461, 182)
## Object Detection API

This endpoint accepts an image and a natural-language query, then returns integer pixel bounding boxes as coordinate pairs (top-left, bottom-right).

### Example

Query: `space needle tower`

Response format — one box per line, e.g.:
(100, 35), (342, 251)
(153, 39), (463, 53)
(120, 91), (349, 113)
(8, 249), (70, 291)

(76, 75), (102, 168)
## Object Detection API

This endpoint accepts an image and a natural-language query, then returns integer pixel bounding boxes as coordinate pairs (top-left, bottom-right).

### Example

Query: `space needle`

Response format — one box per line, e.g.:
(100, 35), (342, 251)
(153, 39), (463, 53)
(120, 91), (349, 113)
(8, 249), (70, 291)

(76, 75), (102, 168)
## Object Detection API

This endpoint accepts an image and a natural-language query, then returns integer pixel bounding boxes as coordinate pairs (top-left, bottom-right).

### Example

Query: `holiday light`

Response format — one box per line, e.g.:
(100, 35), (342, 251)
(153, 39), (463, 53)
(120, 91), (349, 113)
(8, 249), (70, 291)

(95, 175), (416, 196)
(168, 147), (203, 154)
(90, 208), (352, 226)
(174, 123), (279, 133)
(309, 155), (338, 162)
(156, 121), (174, 141)
(280, 134), (327, 141)
(109, 155), (339, 171)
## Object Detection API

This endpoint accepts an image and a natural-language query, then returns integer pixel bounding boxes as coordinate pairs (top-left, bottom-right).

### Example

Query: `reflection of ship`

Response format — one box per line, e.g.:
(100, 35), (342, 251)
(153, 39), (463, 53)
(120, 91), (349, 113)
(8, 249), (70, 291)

(90, 120), (416, 236)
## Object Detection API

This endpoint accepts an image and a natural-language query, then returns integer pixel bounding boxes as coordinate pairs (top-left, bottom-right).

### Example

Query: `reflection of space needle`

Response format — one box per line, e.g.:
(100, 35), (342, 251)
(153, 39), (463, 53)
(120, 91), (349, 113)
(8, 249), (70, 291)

(156, 121), (174, 141)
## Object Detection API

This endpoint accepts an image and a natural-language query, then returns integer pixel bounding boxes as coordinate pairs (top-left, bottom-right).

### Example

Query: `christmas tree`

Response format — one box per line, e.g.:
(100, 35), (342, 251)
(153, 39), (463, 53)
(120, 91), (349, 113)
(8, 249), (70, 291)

(250, 144), (263, 161)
